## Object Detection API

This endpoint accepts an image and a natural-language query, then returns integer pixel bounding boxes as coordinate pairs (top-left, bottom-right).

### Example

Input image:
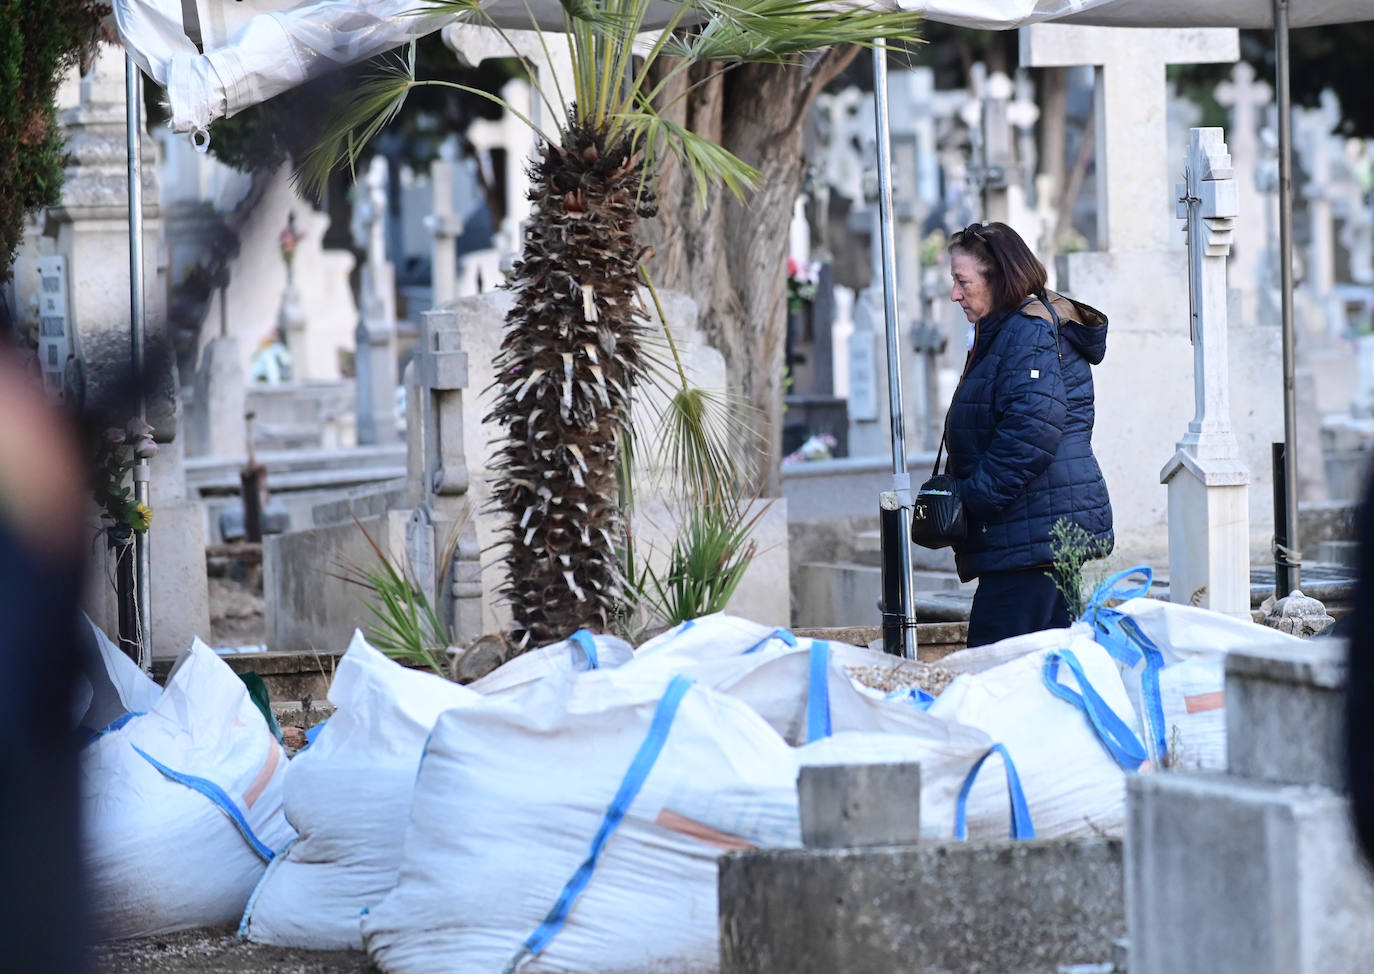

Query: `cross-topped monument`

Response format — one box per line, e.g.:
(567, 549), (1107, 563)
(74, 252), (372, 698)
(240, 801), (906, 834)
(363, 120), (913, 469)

(1160, 127), (1250, 617)
(1215, 61), (1272, 322)
(1021, 26), (1239, 251)
(1015, 24), (1250, 564)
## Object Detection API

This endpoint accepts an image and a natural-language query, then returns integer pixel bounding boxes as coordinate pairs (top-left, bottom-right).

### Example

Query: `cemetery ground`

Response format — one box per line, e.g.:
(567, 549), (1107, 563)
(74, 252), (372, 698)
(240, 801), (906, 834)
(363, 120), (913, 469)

(93, 924), (376, 973)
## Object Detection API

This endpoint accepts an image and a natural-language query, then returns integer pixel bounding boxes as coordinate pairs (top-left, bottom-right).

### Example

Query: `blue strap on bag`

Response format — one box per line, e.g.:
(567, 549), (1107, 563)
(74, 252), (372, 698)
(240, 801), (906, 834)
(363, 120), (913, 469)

(743, 627), (799, 655)
(806, 640), (832, 743)
(132, 745), (279, 862)
(569, 629), (600, 669)
(505, 675), (695, 973)
(1042, 650), (1148, 771)
(954, 743), (1035, 840)
(1078, 566), (1170, 764)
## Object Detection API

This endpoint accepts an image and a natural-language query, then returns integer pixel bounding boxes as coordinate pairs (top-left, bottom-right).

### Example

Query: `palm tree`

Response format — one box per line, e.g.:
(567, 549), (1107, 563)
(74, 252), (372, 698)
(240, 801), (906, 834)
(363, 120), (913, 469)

(301, 0), (922, 651)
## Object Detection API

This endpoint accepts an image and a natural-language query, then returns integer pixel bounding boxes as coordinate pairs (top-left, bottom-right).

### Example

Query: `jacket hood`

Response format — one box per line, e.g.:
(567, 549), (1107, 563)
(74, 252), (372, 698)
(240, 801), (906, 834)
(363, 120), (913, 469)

(1022, 290), (1108, 365)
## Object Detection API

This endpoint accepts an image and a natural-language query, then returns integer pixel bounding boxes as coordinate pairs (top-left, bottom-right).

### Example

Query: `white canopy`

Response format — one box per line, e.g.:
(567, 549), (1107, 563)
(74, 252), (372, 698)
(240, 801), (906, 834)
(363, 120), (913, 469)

(114, 0), (1374, 133)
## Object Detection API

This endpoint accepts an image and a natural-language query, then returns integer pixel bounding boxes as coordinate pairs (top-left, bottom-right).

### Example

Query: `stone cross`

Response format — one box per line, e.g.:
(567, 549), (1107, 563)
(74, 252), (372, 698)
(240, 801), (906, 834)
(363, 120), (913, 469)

(425, 138), (464, 308)
(355, 155), (399, 445)
(1215, 61), (1272, 318)
(404, 308), (483, 643)
(1333, 138), (1374, 287)
(465, 78), (536, 261)
(1160, 128), (1250, 617)
(1020, 25), (1240, 251)
(1294, 92), (1342, 309)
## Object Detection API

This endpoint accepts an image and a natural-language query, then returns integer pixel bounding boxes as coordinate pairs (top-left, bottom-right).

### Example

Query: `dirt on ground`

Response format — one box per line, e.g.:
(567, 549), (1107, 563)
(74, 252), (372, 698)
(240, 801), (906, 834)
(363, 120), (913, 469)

(92, 924), (378, 973)
(208, 574), (267, 648)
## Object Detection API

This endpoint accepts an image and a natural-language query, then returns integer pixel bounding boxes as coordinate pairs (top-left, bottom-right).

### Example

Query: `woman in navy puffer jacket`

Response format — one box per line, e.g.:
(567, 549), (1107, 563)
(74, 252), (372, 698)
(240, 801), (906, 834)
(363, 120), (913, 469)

(944, 222), (1113, 647)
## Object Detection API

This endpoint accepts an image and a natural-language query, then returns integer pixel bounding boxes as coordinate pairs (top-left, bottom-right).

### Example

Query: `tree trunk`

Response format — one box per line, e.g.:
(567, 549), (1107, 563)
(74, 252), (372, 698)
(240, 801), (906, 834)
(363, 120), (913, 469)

(643, 49), (857, 496)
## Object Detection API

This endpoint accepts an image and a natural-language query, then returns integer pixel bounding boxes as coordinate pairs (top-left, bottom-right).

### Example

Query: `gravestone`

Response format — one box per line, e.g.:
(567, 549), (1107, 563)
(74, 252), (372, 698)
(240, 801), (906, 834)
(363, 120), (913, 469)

(1127, 635), (1374, 974)
(355, 156), (400, 446)
(44, 46), (209, 657)
(35, 255), (75, 401)
(425, 140), (464, 308)
(1215, 61), (1273, 325)
(720, 762), (1125, 973)
(1020, 25), (1262, 563)
(1160, 128), (1250, 617)
(402, 308), (483, 643)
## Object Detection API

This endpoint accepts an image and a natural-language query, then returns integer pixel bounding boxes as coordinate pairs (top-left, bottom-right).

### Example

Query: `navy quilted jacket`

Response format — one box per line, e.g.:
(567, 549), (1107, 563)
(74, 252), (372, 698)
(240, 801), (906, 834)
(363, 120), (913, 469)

(945, 292), (1113, 582)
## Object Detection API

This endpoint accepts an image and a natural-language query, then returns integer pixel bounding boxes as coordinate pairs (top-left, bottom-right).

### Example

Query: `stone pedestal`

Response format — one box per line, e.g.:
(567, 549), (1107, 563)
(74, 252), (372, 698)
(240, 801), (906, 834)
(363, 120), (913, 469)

(1161, 453), (1250, 614)
(1126, 636), (1374, 974)
(719, 838), (1124, 974)
(189, 336), (244, 457)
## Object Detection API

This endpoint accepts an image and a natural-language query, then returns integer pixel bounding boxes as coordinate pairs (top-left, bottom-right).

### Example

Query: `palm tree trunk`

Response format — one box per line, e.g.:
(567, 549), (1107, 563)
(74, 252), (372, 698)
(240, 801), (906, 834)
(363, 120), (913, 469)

(491, 122), (650, 648)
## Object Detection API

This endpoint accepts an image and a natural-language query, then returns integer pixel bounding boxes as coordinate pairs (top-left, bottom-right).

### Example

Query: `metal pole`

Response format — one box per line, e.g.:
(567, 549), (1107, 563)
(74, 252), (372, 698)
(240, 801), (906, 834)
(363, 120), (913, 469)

(1274, 0), (1301, 593)
(126, 54), (153, 671)
(872, 42), (916, 659)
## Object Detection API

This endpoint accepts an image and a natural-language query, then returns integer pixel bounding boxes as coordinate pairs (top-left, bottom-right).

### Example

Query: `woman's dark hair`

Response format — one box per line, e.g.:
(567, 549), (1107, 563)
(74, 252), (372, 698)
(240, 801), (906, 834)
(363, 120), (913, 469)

(948, 222), (1047, 316)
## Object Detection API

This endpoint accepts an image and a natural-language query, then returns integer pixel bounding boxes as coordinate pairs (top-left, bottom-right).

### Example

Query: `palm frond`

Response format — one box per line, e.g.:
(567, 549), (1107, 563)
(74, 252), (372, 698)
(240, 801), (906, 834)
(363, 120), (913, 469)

(666, 0), (922, 62)
(293, 46), (417, 201)
(619, 111), (760, 206)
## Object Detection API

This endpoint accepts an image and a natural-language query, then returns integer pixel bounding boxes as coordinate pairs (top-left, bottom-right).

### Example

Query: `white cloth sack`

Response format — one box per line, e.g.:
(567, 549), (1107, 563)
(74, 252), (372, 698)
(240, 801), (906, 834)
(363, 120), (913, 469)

(468, 628), (633, 696)
(1101, 598), (1308, 771)
(362, 666), (802, 974)
(82, 635), (295, 940)
(929, 630), (1144, 838)
(75, 614), (163, 733)
(622, 621), (995, 837)
(240, 631), (480, 949)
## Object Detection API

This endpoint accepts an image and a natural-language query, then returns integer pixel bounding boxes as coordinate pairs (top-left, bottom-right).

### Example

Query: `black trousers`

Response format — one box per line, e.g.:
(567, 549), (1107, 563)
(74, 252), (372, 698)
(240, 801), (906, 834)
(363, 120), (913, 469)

(965, 568), (1070, 648)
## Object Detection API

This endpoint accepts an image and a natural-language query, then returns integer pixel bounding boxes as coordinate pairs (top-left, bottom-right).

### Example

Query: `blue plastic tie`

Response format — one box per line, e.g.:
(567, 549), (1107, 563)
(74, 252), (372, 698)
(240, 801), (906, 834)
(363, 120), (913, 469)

(742, 627), (799, 655)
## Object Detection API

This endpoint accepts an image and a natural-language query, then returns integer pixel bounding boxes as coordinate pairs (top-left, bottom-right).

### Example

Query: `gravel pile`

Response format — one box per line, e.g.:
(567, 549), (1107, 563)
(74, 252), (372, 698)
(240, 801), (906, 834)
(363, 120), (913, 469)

(848, 661), (957, 698)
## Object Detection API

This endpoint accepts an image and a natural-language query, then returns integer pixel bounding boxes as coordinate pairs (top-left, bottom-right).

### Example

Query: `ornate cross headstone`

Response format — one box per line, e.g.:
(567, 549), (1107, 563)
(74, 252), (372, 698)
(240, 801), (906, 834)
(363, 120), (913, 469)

(1294, 91), (1343, 329)
(1160, 128), (1250, 617)
(404, 308), (483, 643)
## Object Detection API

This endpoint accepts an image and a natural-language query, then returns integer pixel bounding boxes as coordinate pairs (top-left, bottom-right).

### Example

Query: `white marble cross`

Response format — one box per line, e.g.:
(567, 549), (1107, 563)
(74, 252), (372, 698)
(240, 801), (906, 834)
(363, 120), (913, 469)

(1294, 91), (1343, 312)
(1161, 127), (1250, 617)
(1020, 25), (1239, 251)
(425, 138), (464, 308)
(1215, 61), (1272, 317)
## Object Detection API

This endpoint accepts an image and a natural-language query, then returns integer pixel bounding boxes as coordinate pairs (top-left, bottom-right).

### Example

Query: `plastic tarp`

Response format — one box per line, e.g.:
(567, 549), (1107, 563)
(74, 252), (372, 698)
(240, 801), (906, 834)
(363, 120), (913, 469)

(114, 0), (1373, 136)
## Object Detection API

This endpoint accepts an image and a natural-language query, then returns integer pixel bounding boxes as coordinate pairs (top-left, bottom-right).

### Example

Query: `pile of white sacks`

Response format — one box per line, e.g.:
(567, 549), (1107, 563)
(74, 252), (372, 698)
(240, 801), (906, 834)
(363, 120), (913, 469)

(80, 567), (1311, 971)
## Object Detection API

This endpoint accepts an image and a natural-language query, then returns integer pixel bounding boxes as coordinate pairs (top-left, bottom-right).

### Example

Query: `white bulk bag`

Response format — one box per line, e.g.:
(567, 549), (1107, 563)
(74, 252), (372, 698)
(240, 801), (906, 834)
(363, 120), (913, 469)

(240, 631), (480, 949)
(624, 631), (996, 837)
(468, 628), (633, 696)
(82, 636), (295, 940)
(928, 632), (1145, 838)
(361, 667), (802, 974)
(1087, 576), (1309, 771)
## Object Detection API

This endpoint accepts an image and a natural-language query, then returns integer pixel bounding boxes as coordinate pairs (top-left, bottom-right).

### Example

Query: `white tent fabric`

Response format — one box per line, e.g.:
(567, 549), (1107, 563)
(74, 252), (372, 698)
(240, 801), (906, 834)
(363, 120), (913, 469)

(114, 0), (1374, 134)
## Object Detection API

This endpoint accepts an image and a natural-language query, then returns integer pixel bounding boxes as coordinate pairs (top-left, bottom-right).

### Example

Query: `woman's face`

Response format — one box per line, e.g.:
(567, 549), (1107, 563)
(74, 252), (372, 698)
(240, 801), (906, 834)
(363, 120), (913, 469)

(950, 252), (993, 324)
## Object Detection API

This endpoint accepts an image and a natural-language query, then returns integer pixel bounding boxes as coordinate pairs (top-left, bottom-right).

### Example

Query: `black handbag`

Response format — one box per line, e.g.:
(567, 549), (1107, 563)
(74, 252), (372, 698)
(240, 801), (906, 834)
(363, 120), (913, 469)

(911, 435), (965, 550)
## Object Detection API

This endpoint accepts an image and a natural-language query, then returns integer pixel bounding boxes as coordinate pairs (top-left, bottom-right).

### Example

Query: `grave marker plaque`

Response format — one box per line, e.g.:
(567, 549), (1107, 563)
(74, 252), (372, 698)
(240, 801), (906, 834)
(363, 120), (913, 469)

(36, 256), (73, 400)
